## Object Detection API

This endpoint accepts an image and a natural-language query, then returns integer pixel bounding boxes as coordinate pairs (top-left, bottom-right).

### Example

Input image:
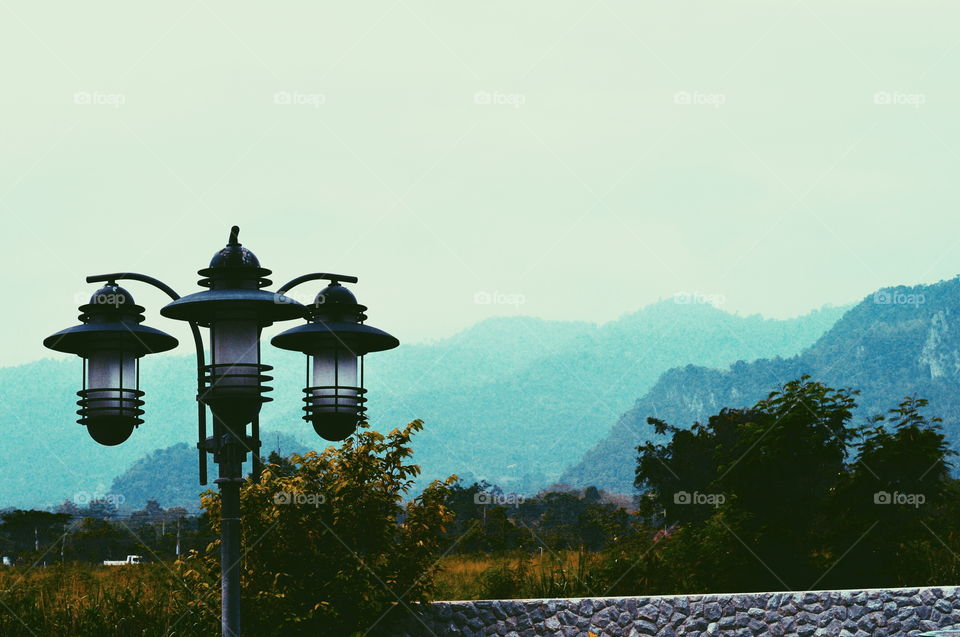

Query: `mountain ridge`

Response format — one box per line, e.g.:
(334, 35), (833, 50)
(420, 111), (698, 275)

(559, 277), (960, 492)
(6, 301), (846, 509)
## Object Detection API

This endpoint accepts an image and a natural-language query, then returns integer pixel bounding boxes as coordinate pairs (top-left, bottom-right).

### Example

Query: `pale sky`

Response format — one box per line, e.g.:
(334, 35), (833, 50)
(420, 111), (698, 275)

(3, 2), (959, 367)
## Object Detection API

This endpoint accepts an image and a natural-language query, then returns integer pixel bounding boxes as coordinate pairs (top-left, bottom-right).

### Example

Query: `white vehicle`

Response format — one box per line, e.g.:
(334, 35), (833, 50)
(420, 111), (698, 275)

(103, 555), (142, 566)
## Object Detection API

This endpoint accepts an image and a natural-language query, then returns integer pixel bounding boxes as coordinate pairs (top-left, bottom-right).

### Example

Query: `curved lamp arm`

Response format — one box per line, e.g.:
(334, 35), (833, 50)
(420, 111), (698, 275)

(276, 272), (358, 296)
(86, 272), (183, 302)
(86, 272), (211, 484)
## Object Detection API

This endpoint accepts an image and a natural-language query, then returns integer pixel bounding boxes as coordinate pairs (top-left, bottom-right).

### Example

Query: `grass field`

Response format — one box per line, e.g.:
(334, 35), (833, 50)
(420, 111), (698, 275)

(0, 563), (216, 637)
(432, 550), (605, 601)
(0, 551), (603, 635)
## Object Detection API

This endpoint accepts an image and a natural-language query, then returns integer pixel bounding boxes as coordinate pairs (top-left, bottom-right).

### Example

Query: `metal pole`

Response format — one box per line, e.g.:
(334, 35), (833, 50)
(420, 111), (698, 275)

(216, 434), (244, 637)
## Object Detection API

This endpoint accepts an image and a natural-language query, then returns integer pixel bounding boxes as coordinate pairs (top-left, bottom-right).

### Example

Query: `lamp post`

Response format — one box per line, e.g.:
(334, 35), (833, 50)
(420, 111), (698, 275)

(43, 226), (398, 637)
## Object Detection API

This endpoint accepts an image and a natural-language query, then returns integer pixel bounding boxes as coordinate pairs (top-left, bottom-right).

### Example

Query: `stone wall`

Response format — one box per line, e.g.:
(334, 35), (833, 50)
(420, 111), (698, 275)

(396, 586), (960, 636)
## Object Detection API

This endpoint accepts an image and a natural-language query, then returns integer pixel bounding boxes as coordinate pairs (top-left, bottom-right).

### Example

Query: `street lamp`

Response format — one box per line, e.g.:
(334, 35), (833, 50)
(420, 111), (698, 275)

(42, 226), (398, 637)
(43, 282), (178, 446)
(272, 277), (399, 441)
(161, 225), (304, 431)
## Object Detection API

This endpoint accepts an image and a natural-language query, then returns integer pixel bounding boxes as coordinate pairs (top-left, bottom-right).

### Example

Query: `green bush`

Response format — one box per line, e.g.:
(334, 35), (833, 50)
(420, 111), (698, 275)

(179, 420), (455, 636)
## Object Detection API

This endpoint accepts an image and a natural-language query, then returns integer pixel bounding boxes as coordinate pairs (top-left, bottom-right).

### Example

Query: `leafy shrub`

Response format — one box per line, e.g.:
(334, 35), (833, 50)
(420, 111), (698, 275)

(179, 420), (455, 636)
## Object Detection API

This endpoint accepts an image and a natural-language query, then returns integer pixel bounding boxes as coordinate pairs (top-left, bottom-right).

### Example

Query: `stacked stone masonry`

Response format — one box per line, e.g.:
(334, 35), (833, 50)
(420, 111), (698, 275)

(397, 586), (960, 636)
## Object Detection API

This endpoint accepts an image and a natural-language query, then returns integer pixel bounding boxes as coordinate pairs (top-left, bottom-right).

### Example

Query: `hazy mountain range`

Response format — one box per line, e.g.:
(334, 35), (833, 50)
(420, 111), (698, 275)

(109, 434), (310, 511)
(360, 303), (847, 492)
(6, 299), (845, 510)
(560, 279), (960, 492)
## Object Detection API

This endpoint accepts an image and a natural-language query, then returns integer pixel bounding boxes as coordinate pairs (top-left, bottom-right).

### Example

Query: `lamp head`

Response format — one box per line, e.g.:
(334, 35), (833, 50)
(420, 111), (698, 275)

(43, 282), (178, 446)
(271, 277), (398, 441)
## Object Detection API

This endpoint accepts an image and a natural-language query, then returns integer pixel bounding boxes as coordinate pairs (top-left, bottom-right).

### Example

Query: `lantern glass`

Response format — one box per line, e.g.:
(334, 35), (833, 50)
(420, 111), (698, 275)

(310, 348), (358, 412)
(306, 347), (363, 441)
(211, 319), (260, 391)
(85, 349), (137, 415)
(81, 348), (140, 446)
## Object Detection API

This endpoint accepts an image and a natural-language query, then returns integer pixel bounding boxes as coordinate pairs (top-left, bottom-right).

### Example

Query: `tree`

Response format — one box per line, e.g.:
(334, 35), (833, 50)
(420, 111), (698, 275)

(54, 500), (81, 516)
(130, 500), (164, 531)
(826, 396), (955, 586)
(68, 517), (130, 562)
(637, 407), (757, 526)
(0, 510), (72, 560)
(632, 377), (956, 593)
(81, 498), (119, 520)
(179, 420), (455, 636)
(712, 378), (859, 590)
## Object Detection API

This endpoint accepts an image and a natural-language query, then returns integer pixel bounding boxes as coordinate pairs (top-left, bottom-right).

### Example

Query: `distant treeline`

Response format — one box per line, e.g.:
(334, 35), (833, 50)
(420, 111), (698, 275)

(443, 377), (960, 595)
(7, 374), (960, 599)
(0, 500), (214, 565)
(443, 481), (637, 553)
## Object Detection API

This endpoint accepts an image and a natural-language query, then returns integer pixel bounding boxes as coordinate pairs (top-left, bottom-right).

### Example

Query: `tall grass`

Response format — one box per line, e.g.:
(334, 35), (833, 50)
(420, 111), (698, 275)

(0, 563), (216, 637)
(433, 549), (606, 601)
(0, 551), (609, 635)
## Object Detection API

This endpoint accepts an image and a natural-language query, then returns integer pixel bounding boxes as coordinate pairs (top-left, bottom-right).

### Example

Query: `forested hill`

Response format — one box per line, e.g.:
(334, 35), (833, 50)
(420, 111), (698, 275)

(7, 300), (844, 509)
(108, 433), (309, 512)
(358, 300), (847, 492)
(559, 279), (960, 492)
